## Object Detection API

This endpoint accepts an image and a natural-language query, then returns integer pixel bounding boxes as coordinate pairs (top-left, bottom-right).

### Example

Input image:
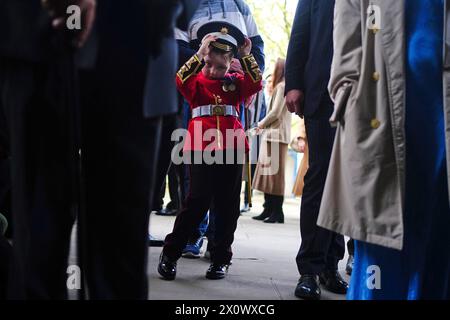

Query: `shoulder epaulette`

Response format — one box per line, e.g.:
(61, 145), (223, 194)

(240, 54), (262, 83)
(177, 54), (204, 83)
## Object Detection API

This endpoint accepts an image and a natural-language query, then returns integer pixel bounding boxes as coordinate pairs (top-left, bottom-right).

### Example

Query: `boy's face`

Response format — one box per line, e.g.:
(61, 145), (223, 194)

(202, 51), (231, 79)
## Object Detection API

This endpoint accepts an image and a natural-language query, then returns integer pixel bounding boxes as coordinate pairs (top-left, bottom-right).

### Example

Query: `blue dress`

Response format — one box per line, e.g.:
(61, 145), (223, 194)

(348, 0), (450, 300)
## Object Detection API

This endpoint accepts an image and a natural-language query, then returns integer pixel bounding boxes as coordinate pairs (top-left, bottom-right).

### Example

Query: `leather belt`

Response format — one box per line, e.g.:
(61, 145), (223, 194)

(192, 105), (239, 118)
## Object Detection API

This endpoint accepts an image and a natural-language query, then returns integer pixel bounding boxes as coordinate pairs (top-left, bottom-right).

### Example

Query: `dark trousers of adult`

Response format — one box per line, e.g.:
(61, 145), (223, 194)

(0, 233), (11, 299)
(152, 114), (185, 212)
(243, 163), (257, 205)
(0, 155), (11, 299)
(79, 63), (162, 299)
(156, 162), (182, 211)
(347, 239), (354, 256)
(296, 101), (345, 275)
(1, 57), (78, 299)
(163, 152), (243, 265)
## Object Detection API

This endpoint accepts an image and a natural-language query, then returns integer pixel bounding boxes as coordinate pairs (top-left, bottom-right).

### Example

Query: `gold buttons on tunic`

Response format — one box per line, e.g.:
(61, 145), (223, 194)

(372, 72), (380, 81)
(371, 118), (381, 129)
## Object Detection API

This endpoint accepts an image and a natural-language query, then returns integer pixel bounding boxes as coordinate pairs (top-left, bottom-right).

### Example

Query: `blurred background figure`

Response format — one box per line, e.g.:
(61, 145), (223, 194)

(0, 0), (199, 299)
(252, 58), (291, 224)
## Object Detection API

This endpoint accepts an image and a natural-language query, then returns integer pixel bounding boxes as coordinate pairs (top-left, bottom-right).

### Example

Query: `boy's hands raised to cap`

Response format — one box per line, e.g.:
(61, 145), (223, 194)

(238, 38), (252, 57)
(197, 34), (218, 60)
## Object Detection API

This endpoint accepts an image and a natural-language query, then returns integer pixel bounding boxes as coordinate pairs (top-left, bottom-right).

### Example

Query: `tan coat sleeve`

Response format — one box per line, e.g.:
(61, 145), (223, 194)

(328, 0), (363, 124)
(258, 83), (286, 129)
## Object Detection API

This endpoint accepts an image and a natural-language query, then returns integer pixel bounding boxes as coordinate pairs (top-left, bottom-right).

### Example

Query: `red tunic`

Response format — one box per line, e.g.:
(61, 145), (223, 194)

(176, 57), (263, 152)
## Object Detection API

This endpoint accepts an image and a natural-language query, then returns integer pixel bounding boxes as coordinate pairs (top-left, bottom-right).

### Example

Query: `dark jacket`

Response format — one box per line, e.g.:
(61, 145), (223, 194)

(285, 0), (335, 117)
(144, 0), (201, 118)
(0, 0), (58, 62)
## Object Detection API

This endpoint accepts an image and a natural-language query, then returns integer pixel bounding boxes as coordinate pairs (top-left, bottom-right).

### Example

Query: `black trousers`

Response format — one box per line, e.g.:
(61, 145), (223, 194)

(1, 57), (77, 299)
(153, 114), (185, 212)
(296, 103), (345, 275)
(0, 234), (11, 299)
(163, 152), (243, 264)
(79, 65), (161, 299)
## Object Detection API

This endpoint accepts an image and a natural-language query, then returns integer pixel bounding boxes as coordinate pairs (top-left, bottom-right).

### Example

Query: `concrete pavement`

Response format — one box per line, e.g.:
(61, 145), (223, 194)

(147, 190), (350, 300)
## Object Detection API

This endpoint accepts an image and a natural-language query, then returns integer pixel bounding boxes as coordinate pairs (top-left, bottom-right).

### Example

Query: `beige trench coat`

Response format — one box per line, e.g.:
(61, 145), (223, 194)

(317, 0), (450, 250)
(258, 82), (292, 144)
(253, 82), (292, 196)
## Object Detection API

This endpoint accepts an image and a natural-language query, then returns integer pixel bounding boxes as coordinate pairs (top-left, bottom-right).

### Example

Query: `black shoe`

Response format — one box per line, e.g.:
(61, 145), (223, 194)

(346, 255), (354, 275)
(158, 253), (177, 280)
(155, 208), (178, 216)
(319, 270), (348, 294)
(294, 274), (321, 300)
(240, 203), (250, 213)
(205, 263), (229, 280)
(263, 212), (284, 223)
(148, 234), (165, 247)
(252, 209), (271, 221)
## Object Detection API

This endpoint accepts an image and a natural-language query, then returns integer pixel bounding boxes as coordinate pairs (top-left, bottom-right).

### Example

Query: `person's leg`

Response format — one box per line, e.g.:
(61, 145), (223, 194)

(80, 65), (162, 299)
(295, 109), (347, 299)
(264, 194), (285, 223)
(182, 210), (208, 259)
(163, 161), (214, 261)
(252, 193), (273, 220)
(209, 160), (243, 266)
(0, 233), (12, 299)
(154, 176), (166, 212)
(296, 115), (337, 275)
(2, 59), (75, 299)
(166, 164), (179, 211)
(345, 239), (355, 275)
(153, 115), (179, 215)
(347, 239), (355, 256)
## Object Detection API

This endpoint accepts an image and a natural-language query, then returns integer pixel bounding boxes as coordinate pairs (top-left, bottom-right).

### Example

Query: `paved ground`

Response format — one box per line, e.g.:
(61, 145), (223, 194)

(147, 190), (350, 300)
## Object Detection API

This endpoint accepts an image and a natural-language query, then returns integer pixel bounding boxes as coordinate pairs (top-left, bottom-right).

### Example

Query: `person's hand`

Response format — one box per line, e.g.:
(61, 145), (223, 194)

(286, 89), (305, 117)
(43, 0), (96, 48)
(238, 37), (252, 57)
(230, 58), (244, 74)
(197, 34), (217, 60)
(297, 137), (307, 153)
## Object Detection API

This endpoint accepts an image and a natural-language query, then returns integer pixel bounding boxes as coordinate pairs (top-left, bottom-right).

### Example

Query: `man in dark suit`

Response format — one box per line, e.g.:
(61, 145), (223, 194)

(0, 0), (198, 299)
(79, 0), (199, 298)
(0, 0), (95, 299)
(285, 0), (348, 300)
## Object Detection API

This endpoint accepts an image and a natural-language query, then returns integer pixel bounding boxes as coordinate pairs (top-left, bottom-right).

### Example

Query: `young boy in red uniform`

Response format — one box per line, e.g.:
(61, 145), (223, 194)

(158, 22), (262, 280)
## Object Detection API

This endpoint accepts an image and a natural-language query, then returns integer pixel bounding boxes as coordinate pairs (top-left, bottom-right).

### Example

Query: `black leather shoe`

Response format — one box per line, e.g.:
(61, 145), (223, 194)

(294, 274), (321, 300)
(346, 255), (354, 275)
(252, 209), (271, 221)
(158, 253), (177, 280)
(205, 263), (229, 280)
(263, 212), (284, 223)
(319, 270), (348, 294)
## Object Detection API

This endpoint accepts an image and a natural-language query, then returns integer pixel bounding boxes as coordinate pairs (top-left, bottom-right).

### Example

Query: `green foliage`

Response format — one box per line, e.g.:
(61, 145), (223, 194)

(246, 0), (298, 74)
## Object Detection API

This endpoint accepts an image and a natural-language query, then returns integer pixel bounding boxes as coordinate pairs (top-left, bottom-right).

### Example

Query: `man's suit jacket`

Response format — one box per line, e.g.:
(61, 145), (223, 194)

(144, 0), (200, 118)
(285, 0), (335, 117)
